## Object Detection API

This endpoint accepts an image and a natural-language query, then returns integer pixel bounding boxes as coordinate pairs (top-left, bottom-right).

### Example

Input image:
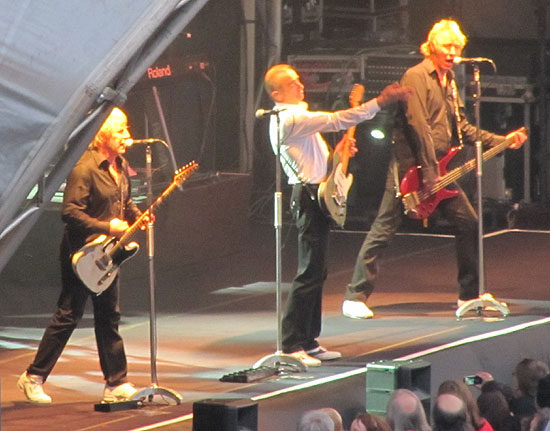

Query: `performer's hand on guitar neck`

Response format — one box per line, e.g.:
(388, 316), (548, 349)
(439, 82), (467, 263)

(109, 218), (129, 238)
(506, 127), (528, 150)
(138, 211), (155, 231)
(334, 136), (358, 159)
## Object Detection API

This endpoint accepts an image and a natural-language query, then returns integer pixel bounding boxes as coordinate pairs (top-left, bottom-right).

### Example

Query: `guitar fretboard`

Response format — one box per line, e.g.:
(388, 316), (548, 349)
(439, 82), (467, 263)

(416, 133), (518, 202)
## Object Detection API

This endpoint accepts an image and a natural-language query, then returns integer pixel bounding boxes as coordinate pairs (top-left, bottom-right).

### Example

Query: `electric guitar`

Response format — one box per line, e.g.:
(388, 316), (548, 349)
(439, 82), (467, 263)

(72, 161), (199, 294)
(318, 83), (365, 227)
(400, 127), (526, 220)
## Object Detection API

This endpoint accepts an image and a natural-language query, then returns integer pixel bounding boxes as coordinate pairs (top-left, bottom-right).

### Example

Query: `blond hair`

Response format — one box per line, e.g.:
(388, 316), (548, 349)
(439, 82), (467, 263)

(90, 107), (128, 149)
(420, 19), (467, 57)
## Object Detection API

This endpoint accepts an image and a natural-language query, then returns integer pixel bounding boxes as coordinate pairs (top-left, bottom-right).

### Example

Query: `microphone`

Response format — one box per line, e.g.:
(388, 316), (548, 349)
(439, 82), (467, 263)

(255, 108), (287, 119)
(453, 56), (494, 64)
(125, 138), (160, 147)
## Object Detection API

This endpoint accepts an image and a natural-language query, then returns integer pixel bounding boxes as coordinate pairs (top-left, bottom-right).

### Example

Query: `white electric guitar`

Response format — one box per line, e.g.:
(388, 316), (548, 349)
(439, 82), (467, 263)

(72, 161), (198, 294)
(318, 83), (364, 227)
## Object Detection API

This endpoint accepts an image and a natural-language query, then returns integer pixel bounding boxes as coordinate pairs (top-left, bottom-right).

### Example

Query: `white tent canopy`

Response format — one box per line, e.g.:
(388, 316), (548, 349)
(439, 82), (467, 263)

(0, 0), (209, 271)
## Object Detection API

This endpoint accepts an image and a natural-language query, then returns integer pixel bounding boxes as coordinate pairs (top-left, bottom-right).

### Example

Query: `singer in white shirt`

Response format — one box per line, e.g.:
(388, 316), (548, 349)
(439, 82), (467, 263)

(263, 64), (412, 366)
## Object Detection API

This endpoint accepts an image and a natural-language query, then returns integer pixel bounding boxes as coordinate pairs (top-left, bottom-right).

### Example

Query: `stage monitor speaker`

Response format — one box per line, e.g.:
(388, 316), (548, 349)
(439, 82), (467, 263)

(193, 398), (258, 431)
(366, 359), (431, 415)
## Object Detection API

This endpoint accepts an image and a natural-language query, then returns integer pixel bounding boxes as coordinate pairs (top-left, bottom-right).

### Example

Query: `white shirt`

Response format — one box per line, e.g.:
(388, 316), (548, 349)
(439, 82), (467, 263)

(269, 99), (381, 184)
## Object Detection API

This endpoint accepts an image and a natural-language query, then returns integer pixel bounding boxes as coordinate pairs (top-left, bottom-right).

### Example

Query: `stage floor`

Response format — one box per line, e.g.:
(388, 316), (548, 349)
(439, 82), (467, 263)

(1, 226), (550, 431)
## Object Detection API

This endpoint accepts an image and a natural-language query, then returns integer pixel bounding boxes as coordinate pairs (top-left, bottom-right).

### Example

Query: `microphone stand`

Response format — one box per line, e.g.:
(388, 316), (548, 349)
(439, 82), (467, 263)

(456, 64), (509, 318)
(253, 109), (306, 372)
(132, 143), (183, 403)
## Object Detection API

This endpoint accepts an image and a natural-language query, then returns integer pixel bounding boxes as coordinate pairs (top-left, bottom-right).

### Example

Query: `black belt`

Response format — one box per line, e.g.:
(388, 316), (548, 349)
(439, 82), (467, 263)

(293, 183), (319, 200)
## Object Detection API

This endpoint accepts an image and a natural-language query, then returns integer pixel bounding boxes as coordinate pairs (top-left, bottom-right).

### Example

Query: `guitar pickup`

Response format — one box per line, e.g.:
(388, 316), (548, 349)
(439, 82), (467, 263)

(402, 192), (420, 215)
(96, 255), (112, 271)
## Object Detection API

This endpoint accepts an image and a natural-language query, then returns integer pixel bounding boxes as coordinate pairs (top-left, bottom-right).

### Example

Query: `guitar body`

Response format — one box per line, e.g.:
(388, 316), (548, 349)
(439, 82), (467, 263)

(400, 146), (461, 219)
(318, 152), (354, 228)
(72, 234), (140, 295)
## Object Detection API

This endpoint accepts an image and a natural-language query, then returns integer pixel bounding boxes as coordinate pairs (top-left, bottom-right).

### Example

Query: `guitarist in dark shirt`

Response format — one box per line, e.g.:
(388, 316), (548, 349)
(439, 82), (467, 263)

(17, 107), (145, 404)
(343, 19), (527, 320)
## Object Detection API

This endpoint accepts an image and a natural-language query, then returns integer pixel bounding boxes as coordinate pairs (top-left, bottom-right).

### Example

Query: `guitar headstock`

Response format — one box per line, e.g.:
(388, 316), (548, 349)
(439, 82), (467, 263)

(174, 161), (199, 185)
(349, 84), (365, 108)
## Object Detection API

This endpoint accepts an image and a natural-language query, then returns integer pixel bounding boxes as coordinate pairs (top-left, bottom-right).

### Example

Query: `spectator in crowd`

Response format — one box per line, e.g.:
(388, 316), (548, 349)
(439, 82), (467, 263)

(438, 379), (494, 431)
(432, 393), (473, 431)
(477, 390), (518, 431)
(350, 412), (392, 431)
(481, 379), (516, 408)
(318, 408), (344, 431)
(511, 359), (550, 419)
(528, 374), (550, 431)
(479, 373), (526, 431)
(299, 409), (335, 431)
(386, 389), (431, 431)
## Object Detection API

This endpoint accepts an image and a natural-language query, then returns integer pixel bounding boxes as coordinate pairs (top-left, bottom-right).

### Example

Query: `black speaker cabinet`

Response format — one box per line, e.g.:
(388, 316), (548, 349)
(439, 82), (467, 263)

(366, 359), (431, 415)
(193, 398), (258, 431)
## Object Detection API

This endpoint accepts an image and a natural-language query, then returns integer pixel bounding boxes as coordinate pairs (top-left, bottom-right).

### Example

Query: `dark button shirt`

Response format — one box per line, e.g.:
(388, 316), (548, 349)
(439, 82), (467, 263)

(62, 148), (141, 251)
(392, 58), (505, 183)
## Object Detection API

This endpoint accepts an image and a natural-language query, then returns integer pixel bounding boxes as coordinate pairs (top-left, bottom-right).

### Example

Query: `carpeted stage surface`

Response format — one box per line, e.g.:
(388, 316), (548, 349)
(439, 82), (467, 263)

(1, 222), (550, 431)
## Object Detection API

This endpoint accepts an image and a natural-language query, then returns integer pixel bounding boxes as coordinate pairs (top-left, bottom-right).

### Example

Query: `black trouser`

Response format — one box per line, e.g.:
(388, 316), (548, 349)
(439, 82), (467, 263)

(346, 167), (479, 302)
(27, 240), (129, 387)
(282, 184), (331, 354)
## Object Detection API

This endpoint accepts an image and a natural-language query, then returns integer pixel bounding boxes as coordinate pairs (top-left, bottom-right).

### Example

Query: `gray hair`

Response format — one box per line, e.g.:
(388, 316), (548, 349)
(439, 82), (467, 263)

(298, 410), (336, 431)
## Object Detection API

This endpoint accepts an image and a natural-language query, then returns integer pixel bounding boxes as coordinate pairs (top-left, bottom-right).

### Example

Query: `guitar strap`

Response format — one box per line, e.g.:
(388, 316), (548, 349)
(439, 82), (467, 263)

(278, 153), (317, 201)
(392, 157), (402, 198)
(450, 77), (464, 148)
(116, 158), (125, 219)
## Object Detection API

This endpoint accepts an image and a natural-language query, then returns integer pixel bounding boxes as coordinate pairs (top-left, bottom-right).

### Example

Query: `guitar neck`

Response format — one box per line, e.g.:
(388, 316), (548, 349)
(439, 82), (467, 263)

(339, 83), (364, 176)
(430, 133), (517, 194)
(339, 126), (357, 174)
(107, 162), (198, 258)
(108, 182), (177, 257)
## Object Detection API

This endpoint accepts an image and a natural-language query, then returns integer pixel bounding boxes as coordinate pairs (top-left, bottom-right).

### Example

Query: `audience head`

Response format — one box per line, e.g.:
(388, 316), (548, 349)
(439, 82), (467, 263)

(318, 408), (344, 431)
(536, 374), (550, 409)
(432, 393), (472, 431)
(298, 409), (335, 431)
(515, 359), (549, 399)
(477, 391), (514, 431)
(350, 412), (392, 431)
(481, 380), (515, 406)
(438, 379), (483, 430)
(386, 388), (431, 431)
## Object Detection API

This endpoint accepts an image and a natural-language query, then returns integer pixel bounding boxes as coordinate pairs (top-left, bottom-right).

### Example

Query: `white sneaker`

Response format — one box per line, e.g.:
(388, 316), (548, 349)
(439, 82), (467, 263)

(17, 372), (52, 404)
(103, 382), (138, 402)
(342, 300), (374, 319)
(288, 350), (322, 367)
(306, 346), (342, 361)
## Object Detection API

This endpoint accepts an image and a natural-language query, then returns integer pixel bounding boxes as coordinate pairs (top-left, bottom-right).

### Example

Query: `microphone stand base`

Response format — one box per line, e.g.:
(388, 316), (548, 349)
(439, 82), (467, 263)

(133, 384), (183, 404)
(456, 293), (510, 318)
(253, 351), (308, 373)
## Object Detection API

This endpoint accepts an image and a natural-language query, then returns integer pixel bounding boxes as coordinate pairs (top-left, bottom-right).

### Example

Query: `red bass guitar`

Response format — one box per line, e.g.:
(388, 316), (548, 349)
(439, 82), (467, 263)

(400, 127), (526, 220)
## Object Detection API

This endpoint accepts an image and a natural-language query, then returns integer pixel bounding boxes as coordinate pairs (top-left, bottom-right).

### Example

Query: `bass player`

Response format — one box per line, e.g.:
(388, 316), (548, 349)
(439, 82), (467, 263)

(17, 107), (148, 403)
(263, 64), (412, 366)
(343, 19), (527, 319)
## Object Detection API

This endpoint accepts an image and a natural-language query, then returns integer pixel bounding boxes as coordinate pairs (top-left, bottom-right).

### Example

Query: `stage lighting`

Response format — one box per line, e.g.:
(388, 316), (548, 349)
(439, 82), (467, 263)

(370, 128), (386, 140)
